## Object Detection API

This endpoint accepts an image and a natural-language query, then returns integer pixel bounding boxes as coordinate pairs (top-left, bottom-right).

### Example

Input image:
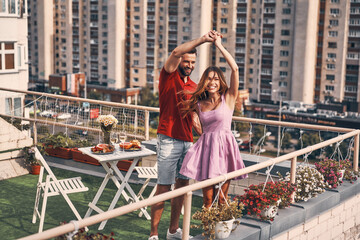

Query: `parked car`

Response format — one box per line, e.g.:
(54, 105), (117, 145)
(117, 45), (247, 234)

(239, 140), (253, 150)
(39, 110), (57, 118)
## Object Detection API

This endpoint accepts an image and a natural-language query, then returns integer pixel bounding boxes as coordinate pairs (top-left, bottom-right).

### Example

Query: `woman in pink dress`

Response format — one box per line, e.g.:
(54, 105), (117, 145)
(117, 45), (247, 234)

(180, 32), (248, 208)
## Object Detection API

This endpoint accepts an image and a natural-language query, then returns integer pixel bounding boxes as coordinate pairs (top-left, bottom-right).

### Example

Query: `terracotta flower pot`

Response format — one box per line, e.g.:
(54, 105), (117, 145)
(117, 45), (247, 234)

(31, 165), (41, 175)
(71, 148), (100, 166)
(45, 147), (73, 159)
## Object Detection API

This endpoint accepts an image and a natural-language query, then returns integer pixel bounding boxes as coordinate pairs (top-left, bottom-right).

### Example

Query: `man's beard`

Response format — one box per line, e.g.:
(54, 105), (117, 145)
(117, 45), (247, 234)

(178, 65), (193, 76)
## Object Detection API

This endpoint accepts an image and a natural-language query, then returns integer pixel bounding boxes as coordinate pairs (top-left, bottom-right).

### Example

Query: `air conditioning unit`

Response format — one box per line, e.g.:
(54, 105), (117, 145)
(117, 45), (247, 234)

(332, 58), (336, 62)
(332, 14), (338, 17)
(326, 58), (331, 62)
(328, 25), (333, 28)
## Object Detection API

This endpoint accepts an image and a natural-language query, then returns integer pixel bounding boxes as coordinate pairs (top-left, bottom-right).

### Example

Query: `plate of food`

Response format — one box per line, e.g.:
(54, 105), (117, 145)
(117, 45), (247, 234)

(91, 144), (115, 154)
(119, 140), (142, 151)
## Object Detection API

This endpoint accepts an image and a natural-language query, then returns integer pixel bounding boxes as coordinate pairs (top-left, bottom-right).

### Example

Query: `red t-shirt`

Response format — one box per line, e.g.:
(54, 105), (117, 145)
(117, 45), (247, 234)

(157, 68), (197, 142)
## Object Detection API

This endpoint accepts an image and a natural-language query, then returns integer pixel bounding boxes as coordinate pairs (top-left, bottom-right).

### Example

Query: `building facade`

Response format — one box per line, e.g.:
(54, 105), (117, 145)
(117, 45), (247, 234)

(0, 0), (28, 116)
(27, 0), (360, 110)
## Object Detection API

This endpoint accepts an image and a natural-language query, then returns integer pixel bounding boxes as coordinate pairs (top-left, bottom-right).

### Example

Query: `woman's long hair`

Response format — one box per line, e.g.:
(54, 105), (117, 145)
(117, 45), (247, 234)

(180, 66), (228, 118)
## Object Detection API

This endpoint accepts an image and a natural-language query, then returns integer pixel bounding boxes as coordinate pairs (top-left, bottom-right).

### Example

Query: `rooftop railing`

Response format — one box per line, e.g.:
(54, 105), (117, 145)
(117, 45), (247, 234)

(0, 87), (358, 240)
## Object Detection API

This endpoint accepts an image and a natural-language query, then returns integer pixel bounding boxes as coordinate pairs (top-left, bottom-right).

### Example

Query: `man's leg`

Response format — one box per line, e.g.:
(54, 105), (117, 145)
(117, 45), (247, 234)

(150, 184), (172, 237)
(168, 178), (189, 233)
(202, 185), (215, 208)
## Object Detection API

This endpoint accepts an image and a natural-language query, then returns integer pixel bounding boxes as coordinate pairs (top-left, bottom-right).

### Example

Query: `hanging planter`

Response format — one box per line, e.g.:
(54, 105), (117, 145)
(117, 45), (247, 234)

(214, 218), (235, 239)
(192, 199), (244, 240)
(72, 148), (100, 165)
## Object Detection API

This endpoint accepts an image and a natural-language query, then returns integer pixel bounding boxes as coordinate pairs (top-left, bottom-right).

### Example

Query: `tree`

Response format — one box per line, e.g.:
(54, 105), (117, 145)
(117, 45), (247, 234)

(138, 87), (159, 107)
(295, 132), (321, 160)
(280, 132), (293, 152)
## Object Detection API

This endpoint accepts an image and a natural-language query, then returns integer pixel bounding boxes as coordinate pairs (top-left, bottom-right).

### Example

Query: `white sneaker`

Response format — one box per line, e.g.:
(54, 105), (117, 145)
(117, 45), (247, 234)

(166, 228), (193, 240)
(148, 235), (159, 240)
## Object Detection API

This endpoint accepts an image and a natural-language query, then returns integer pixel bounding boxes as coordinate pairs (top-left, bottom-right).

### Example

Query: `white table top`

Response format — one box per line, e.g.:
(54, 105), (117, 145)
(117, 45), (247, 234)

(78, 145), (156, 163)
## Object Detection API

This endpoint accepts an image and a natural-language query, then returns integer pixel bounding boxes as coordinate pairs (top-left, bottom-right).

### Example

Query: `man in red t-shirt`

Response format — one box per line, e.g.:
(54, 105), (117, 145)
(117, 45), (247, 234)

(149, 31), (217, 240)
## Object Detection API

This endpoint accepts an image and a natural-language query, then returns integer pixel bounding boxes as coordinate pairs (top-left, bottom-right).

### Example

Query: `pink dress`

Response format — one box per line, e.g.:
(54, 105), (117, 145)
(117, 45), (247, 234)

(180, 95), (248, 181)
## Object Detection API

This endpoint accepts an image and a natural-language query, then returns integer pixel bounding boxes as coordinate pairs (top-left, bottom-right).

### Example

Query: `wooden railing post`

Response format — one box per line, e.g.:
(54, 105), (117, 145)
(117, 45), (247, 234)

(354, 132), (359, 172)
(290, 157), (297, 202)
(145, 110), (150, 140)
(33, 96), (38, 145)
(182, 191), (192, 240)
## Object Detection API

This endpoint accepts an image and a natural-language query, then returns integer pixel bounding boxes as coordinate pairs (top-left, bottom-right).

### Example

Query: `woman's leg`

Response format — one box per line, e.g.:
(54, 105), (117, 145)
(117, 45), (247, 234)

(202, 185), (214, 208)
(217, 180), (231, 205)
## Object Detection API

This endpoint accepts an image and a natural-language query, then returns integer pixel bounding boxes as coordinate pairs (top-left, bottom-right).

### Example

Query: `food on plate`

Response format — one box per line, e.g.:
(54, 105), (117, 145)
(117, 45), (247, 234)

(119, 142), (133, 149)
(91, 144), (115, 153)
(130, 140), (141, 149)
(119, 140), (142, 150)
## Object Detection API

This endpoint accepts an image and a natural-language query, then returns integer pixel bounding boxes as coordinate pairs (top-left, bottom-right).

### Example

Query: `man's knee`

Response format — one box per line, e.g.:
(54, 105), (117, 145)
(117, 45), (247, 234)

(155, 184), (172, 195)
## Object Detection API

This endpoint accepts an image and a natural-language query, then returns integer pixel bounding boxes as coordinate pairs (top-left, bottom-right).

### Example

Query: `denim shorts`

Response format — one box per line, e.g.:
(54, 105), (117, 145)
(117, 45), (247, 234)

(157, 134), (192, 185)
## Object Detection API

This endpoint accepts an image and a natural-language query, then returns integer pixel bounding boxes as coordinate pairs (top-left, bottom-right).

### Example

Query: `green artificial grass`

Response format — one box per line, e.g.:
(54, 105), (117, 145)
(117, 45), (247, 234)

(0, 168), (203, 240)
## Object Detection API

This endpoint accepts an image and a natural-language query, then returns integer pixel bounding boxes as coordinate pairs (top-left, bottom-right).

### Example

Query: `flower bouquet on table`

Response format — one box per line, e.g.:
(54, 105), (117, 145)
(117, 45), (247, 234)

(191, 198), (244, 240)
(236, 181), (296, 221)
(96, 115), (118, 145)
(279, 165), (328, 202)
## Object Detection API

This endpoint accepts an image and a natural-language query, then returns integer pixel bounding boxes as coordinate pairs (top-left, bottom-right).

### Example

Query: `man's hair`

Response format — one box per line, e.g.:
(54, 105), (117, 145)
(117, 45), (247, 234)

(186, 48), (197, 55)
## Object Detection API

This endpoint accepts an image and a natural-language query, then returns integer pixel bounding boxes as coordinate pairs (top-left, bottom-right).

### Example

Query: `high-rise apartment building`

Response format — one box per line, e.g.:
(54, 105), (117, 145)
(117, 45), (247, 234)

(0, 0), (28, 115)
(27, 0), (360, 110)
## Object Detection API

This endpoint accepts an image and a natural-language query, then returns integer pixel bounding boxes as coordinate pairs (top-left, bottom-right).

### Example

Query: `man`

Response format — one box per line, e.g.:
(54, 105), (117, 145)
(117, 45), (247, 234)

(149, 31), (217, 240)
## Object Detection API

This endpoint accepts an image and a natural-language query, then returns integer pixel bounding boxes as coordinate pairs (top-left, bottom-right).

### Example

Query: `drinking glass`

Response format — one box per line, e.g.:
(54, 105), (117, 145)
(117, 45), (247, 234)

(110, 132), (119, 146)
(119, 133), (127, 152)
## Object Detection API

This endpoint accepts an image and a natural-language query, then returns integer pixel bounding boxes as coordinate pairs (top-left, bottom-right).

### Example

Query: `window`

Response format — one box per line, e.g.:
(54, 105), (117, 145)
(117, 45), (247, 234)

(282, 8), (291, 14)
(325, 85), (335, 91)
(221, 8), (228, 14)
(282, 19), (291, 25)
(0, 42), (15, 70)
(280, 61), (288, 67)
(134, 51), (139, 56)
(327, 64), (335, 70)
(280, 50), (289, 56)
(281, 40), (290, 46)
(279, 81), (288, 87)
(330, 8), (340, 14)
(134, 42), (139, 48)
(221, 18), (227, 24)
(329, 19), (338, 26)
(326, 74), (335, 80)
(5, 98), (12, 115)
(133, 60), (139, 65)
(328, 53), (336, 58)
(330, 0), (339, 3)
(328, 31), (338, 37)
(133, 77), (139, 82)
(280, 71), (288, 77)
(220, 67), (226, 72)
(281, 30), (290, 36)
(328, 42), (337, 48)
(345, 86), (357, 93)
(221, 28), (228, 34)
(220, 57), (226, 63)
(134, 7), (140, 12)
(262, 39), (273, 45)
(183, 27), (190, 32)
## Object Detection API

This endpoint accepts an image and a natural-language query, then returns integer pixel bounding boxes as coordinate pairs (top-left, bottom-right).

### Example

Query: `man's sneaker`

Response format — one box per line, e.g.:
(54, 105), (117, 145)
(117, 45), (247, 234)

(148, 235), (159, 240)
(166, 228), (193, 240)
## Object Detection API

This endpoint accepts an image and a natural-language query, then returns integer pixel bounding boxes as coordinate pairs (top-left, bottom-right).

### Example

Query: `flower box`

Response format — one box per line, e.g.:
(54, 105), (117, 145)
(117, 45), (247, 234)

(71, 148), (100, 166)
(117, 159), (139, 172)
(45, 147), (73, 159)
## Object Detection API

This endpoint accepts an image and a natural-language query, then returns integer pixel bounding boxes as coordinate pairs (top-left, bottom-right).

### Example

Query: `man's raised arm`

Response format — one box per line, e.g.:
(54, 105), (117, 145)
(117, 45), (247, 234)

(164, 30), (216, 73)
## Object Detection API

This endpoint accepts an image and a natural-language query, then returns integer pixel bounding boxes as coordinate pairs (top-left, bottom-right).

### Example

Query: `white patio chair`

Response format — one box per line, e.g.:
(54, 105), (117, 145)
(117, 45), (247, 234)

(134, 162), (158, 218)
(32, 147), (89, 232)
(134, 162), (184, 218)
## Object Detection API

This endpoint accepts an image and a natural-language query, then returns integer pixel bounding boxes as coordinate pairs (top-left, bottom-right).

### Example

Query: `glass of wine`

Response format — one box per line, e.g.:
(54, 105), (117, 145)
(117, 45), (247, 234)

(119, 132), (127, 152)
(110, 132), (119, 146)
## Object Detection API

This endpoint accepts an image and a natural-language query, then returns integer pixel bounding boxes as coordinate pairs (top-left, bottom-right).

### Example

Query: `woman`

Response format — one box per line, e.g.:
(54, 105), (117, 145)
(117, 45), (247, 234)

(179, 32), (248, 208)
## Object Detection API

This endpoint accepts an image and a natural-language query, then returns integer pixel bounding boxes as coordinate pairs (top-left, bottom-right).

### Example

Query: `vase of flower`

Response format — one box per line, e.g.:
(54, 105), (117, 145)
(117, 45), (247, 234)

(96, 115), (118, 145)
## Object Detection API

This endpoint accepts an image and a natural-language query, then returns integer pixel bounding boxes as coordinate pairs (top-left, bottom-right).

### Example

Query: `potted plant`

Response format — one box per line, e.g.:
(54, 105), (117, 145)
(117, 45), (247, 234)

(279, 165), (328, 202)
(191, 198), (244, 240)
(22, 146), (40, 175)
(55, 221), (115, 240)
(237, 181), (295, 221)
(315, 158), (346, 188)
(340, 159), (360, 183)
(40, 132), (75, 159)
